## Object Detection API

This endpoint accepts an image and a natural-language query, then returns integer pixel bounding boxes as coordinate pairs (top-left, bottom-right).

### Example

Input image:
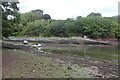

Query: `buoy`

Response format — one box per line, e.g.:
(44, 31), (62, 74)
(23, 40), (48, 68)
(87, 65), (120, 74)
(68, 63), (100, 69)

(23, 40), (28, 44)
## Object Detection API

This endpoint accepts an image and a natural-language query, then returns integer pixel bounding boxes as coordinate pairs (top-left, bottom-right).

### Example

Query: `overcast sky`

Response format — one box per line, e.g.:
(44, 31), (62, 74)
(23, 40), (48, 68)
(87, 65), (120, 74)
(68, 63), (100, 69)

(19, 0), (119, 20)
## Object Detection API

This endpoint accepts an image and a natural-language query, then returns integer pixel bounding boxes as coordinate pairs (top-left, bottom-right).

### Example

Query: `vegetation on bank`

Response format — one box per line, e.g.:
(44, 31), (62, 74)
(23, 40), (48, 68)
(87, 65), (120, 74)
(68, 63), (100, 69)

(2, 1), (120, 39)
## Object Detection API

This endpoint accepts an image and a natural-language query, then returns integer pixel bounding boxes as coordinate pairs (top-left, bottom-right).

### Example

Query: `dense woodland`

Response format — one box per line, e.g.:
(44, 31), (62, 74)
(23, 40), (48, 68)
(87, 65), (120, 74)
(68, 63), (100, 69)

(2, 2), (120, 39)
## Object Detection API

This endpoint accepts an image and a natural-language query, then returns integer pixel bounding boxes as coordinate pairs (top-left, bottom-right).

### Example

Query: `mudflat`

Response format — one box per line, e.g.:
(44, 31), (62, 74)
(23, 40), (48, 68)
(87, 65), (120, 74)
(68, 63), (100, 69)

(2, 41), (119, 78)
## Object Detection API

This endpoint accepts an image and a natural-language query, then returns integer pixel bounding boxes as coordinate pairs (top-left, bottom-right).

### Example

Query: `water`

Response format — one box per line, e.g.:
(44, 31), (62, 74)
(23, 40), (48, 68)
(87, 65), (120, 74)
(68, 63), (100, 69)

(41, 43), (119, 60)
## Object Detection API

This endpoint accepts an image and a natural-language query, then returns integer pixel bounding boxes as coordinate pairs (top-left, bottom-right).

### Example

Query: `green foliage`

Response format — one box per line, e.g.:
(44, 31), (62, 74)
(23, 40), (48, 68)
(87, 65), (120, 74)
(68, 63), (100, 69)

(19, 20), (45, 36)
(19, 13), (118, 39)
(4, 8), (118, 39)
(2, 1), (20, 38)
(75, 16), (119, 39)
(20, 9), (51, 23)
(20, 11), (41, 23)
(65, 19), (81, 36)
(42, 14), (51, 20)
(44, 20), (69, 37)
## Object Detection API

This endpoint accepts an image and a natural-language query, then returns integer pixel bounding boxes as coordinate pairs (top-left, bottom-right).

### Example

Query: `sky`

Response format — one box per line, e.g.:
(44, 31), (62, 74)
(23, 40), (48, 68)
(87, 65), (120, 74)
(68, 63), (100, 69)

(19, 0), (119, 20)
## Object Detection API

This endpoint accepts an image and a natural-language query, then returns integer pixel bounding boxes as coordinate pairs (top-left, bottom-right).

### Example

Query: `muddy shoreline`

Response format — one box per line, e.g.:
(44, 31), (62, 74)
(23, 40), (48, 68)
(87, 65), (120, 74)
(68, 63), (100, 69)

(2, 41), (119, 78)
(4, 37), (118, 45)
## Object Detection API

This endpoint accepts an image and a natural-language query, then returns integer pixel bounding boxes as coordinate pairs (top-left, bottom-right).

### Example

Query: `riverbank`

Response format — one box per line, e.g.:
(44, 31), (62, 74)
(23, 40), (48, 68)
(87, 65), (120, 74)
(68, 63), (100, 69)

(3, 49), (93, 78)
(2, 41), (119, 78)
(4, 37), (117, 45)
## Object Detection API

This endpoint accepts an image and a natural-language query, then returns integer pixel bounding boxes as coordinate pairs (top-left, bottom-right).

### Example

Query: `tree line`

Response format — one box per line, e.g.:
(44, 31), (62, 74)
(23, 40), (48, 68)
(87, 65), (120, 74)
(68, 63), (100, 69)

(2, 1), (120, 39)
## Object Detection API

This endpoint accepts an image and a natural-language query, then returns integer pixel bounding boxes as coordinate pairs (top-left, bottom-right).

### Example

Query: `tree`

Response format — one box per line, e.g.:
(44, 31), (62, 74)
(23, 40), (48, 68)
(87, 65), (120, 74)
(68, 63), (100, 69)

(31, 9), (44, 20)
(76, 16), (82, 19)
(42, 14), (51, 20)
(19, 20), (45, 36)
(45, 20), (69, 37)
(7, 9), (118, 39)
(65, 19), (80, 36)
(32, 9), (43, 16)
(2, 0), (20, 38)
(87, 12), (102, 17)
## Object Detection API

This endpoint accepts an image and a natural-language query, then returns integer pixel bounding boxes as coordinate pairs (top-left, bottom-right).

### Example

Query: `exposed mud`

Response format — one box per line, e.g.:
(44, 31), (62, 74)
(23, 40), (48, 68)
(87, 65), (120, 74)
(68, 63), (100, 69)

(2, 41), (119, 78)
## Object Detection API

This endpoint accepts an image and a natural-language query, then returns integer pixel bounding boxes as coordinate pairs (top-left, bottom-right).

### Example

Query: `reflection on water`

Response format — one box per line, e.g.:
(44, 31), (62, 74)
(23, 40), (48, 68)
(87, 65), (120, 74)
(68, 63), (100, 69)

(42, 43), (119, 60)
(2, 42), (119, 60)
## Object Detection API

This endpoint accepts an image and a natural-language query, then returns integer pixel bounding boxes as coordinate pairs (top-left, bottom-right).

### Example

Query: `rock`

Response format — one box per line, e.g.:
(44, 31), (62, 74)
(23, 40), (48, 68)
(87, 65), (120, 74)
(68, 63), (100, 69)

(59, 64), (62, 67)
(91, 66), (98, 70)
(97, 74), (103, 77)
(32, 70), (36, 72)
(64, 70), (67, 73)
(95, 74), (104, 78)
(39, 50), (44, 53)
(93, 61), (99, 63)
(24, 62), (29, 64)
(13, 49), (17, 51)
(67, 66), (72, 70)
(65, 74), (70, 77)
(48, 68), (52, 70)
(108, 74), (118, 78)
(38, 47), (42, 50)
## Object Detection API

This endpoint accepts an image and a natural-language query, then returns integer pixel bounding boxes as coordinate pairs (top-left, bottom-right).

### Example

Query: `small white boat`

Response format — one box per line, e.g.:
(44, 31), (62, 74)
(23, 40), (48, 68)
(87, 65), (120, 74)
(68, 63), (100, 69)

(33, 43), (42, 47)
(23, 40), (28, 44)
(37, 43), (42, 47)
